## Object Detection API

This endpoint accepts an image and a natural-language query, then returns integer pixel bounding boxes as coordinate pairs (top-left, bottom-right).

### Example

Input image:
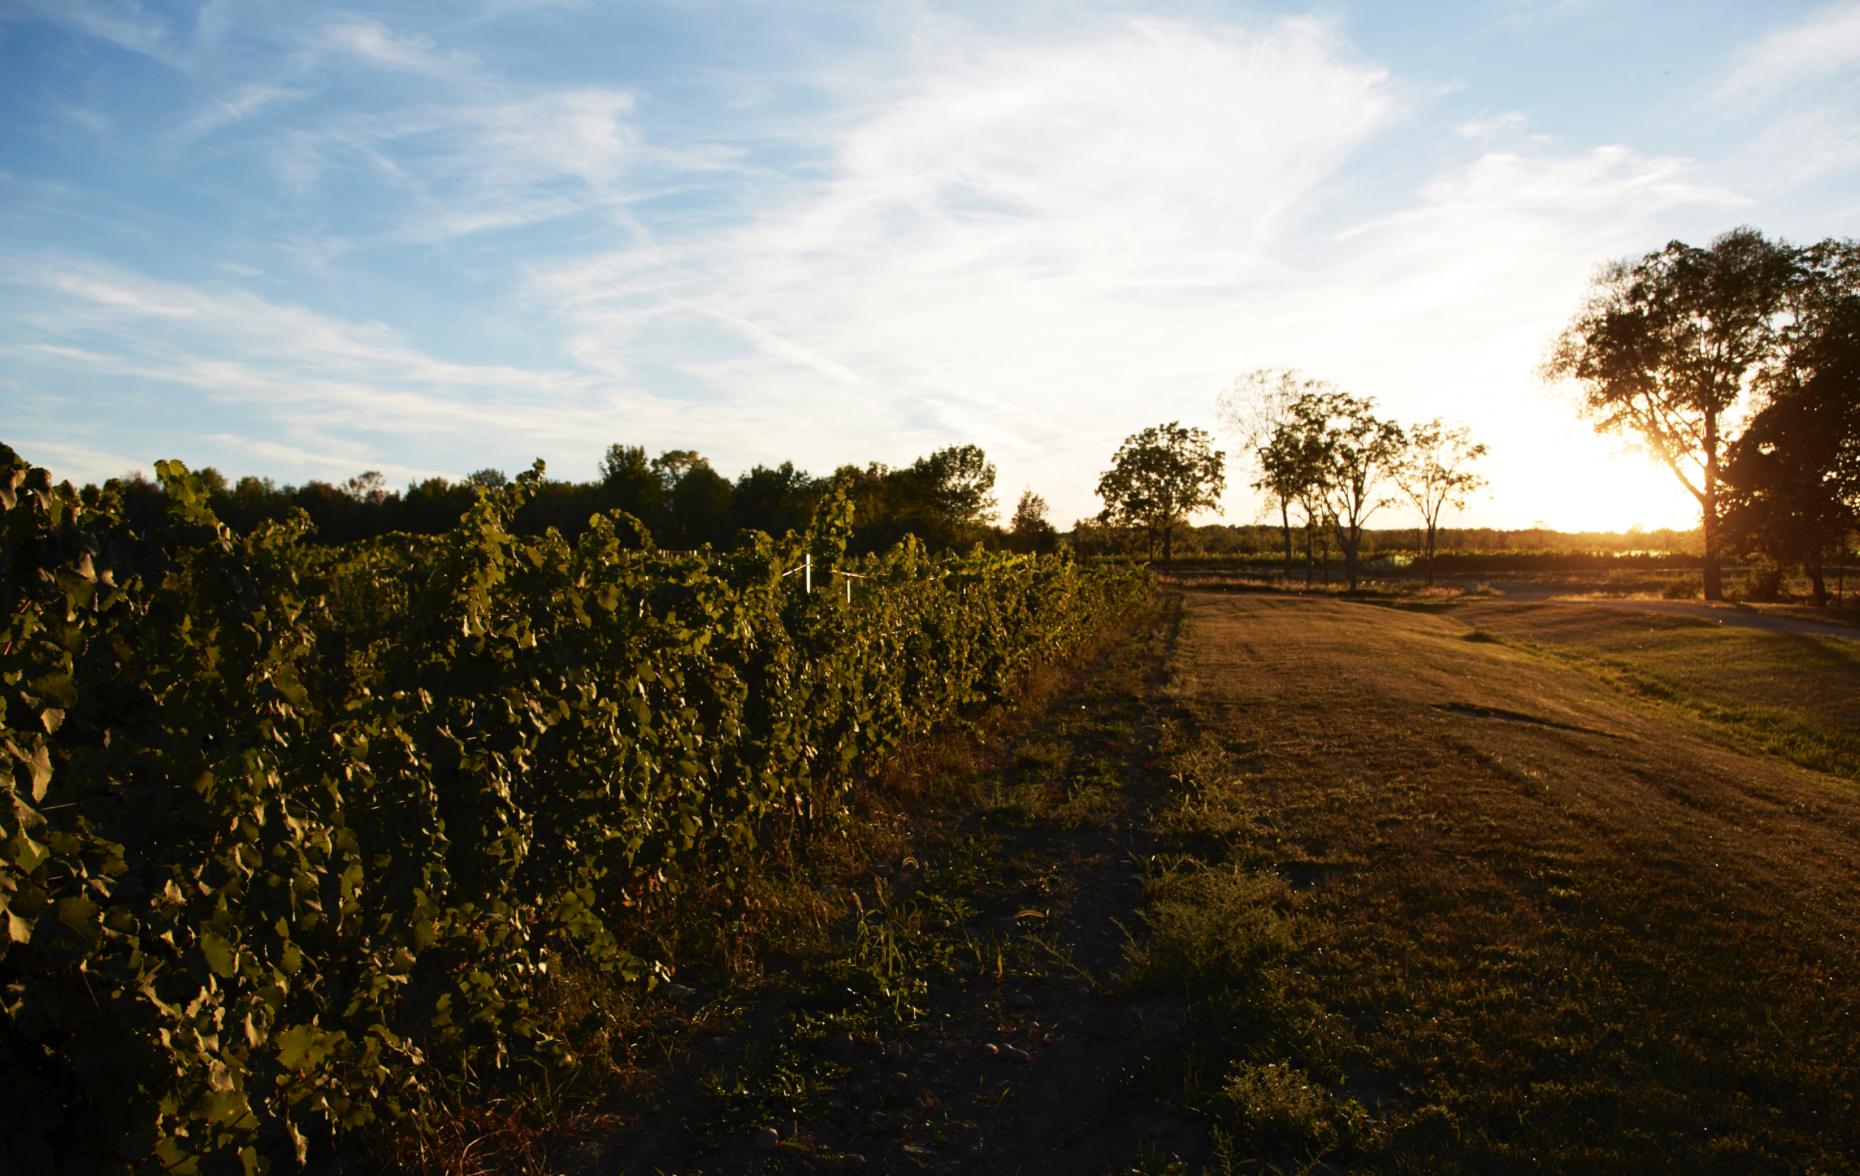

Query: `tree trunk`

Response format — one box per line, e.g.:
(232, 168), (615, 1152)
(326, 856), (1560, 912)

(1810, 556), (1828, 607)
(1425, 518), (1438, 586)
(1703, 410), (1723, 601)
(1281, 500), (1293, 579)
(1162, 521), (1172, 567)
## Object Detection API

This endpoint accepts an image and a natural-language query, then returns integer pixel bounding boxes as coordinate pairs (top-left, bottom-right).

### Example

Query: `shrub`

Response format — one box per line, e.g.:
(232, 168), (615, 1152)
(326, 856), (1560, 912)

(1124, 866), (1290, 993)
(1661, 575), (1703, 600)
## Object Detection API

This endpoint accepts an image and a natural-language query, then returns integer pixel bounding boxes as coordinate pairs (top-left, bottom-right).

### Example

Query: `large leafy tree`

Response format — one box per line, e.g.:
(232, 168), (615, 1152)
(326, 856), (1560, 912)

(840, 444), (1000, 553)
(1393, 420), (1488, 586)
(1721, 289), (1860, 603)
(599, 442), (664, 533)
(1096, 422), (1226, 565)
(733, 461), (825, 540)
(1541, 228), (1798, 600)
(659, 456), (736, 550)
(907, 443), (999, 536)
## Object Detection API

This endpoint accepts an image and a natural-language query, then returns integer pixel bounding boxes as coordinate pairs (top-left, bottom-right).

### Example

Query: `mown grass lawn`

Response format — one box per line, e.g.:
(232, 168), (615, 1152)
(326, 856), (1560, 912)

(1138, 590), (1860, 1174)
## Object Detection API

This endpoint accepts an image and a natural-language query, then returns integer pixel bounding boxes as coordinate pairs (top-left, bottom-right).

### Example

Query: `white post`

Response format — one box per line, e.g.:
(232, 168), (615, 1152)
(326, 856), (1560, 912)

(805, 552), (812, 594)
(845, 573), (852, 604)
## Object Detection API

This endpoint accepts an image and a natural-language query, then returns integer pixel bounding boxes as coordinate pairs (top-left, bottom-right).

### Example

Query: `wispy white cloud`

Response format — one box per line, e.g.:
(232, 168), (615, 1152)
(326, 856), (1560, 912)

(1718, 2), (1860, 97)
(259, 82), (655, 240)
(1456, 111), (1529, 139)
(17, 0), (170, 58)
(1702, 3), (1860, 198)
(315, 17), (477, 77)
(675, 300), (867, 385)
(0, 254), (677, 484)
(6, 438), (148, 487)
(182, 83), (306, 139)
(531, 16), (1729, 526)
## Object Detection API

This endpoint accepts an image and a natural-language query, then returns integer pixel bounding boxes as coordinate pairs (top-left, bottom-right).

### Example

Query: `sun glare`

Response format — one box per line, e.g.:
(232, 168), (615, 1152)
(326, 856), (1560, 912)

(1480, 425), (1701, 535)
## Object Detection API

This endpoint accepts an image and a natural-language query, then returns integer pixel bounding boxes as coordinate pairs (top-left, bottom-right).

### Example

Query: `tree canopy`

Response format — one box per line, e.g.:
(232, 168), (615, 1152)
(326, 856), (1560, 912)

(1303, 392), (1405, 591)
(1008, 488), (1059, 555)
(1720, 294), (1860, 602)
(1096, 422), (1226, 564)
(1541, 227), (1801, 600)
(126, 441), (1025, 557)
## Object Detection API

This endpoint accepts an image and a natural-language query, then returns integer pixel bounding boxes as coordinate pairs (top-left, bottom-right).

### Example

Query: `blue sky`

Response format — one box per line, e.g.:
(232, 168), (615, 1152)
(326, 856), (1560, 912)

(3, 0), (1856, 531)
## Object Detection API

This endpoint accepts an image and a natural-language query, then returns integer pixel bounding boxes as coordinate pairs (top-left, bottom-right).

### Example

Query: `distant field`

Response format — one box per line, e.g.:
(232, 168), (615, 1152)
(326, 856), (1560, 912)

(1152, 590), (1860, 1172)
(1152, 543), (1860, 606)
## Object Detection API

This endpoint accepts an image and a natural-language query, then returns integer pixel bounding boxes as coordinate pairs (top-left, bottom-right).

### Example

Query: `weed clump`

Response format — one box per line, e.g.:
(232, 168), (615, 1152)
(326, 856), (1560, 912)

(1125, 867), (1291, 993)
(1217, 1061), (1338, 1150)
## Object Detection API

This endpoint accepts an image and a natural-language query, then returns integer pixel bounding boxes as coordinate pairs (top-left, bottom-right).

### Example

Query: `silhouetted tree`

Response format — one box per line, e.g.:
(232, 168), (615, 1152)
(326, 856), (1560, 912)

(399, 476), (476, 535)
(841, 445), (999, 553)
(1299, 393), (1404, 592)
(1008, 489), (1058, 555)
(1392, 420), (1488, 586)
(734, 462), (825, 540)
(898, 444), (998, 549)
(657, 453), (735, 550)
(1253, 401), (1334, 585)
(345, 470), (389, 505)
(1542, 228), (1798, 600)
(1722, 294), (1860, 604)
(1219, 369), (1333, 579)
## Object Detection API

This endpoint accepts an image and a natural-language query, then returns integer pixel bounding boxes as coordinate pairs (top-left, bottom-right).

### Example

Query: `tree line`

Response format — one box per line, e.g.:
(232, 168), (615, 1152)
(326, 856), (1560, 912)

(1095, 225), (1859, 604)
(1090, 384), (1489, 589)
(88, 442), (1063, 557)
(1544, 227), (1859, 604)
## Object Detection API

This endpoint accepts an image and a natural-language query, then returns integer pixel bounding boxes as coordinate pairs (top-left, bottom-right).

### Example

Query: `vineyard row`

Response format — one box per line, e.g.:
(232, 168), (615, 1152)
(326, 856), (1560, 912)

(0, 449), (1151, 1174)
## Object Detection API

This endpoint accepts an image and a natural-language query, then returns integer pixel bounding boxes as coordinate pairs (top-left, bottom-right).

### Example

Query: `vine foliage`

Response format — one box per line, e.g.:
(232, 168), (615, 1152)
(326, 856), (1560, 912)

(0, 445), (1149, 1173)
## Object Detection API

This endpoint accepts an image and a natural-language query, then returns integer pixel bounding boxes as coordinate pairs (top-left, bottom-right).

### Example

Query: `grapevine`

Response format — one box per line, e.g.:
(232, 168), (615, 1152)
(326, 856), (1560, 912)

(0, 446), (1150, 1173)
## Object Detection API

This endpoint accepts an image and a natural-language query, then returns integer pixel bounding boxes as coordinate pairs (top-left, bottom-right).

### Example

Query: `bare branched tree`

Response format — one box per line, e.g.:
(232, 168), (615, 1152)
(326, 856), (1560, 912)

(1217, 369), (1338, 578)
(1393, 421), (1488, 586)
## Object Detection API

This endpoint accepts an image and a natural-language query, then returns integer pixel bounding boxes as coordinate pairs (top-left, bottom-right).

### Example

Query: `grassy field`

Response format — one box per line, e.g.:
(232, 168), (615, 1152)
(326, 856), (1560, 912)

(1142, 590), (1860, 1173)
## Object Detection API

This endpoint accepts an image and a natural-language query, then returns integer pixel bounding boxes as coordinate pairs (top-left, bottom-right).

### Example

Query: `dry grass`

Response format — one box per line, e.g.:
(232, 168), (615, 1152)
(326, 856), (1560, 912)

(1148, 590), (1860, 1173)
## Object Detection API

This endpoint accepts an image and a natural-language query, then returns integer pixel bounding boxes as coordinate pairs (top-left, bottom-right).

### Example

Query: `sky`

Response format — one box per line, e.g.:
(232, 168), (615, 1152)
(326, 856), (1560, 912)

(2, 1), (1857, 532)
